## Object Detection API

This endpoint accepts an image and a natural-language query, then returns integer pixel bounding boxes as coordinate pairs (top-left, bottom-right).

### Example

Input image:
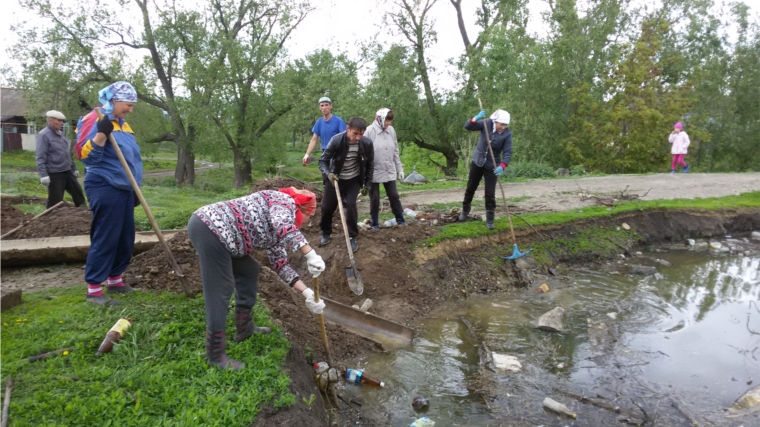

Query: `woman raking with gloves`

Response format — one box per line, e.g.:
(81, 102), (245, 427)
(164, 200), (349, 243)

(188, 188), (327, 370)
(459, 109), (513, 229)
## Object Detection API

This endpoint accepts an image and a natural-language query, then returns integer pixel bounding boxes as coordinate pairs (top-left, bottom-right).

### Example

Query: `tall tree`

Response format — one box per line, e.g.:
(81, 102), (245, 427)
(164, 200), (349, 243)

(192, 0), (310, 188)
(14, 0), (202, 184)
(564, 17), (694, 173)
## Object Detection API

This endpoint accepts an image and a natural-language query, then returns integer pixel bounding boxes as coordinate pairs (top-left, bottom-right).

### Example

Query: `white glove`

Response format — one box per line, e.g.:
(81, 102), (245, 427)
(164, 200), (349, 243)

(73, 170), (79, 177)
(302, 153), (310, 166)
(398, 170), (405, 181)
(40, 176), (50, 186)
(304, 249), (325, 277)
(302, 288), (325, 314)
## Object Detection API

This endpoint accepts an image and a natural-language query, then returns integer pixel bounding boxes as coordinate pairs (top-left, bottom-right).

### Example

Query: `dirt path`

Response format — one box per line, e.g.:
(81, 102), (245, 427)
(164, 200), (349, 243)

(398, 172), (760, 213)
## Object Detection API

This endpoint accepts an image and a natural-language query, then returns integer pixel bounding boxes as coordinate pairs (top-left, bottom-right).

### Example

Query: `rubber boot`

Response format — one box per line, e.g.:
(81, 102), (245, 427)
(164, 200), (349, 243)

(485, 211), (495, 230)
(458, 204), (471, 222)
(234, 309), (271, 343)
(206, 330), (245, 371)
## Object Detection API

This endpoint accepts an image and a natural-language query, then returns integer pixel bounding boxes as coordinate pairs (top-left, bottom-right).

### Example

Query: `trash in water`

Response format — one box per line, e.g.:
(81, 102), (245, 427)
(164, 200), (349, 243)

(543, 397), (576, 419)
(492, 353), (522, 372)
(343, 367), (385, 387)
(534, 283), (550, 294)
(410, 417), (435, 427)
(412, 395), (430, 410)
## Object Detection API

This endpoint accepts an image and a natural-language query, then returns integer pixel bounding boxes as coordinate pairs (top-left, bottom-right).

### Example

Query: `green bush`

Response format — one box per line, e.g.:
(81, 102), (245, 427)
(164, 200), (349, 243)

(503, 162), (555, 179)
(570, 165), (587, 176)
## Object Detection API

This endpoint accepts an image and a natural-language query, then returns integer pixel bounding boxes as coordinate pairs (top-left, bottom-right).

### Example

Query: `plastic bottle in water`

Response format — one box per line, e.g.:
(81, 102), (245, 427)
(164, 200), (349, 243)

(96, 317), (133, 356)
(343, 367), (385, 387)
(383, 218), (397, 227)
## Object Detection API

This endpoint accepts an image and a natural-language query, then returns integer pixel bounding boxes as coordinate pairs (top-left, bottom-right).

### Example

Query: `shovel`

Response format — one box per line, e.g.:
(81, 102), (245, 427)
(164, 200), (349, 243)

(477, 99), (532, 260)
(332, 178), (363, 295)
(94, 109), (195, 297)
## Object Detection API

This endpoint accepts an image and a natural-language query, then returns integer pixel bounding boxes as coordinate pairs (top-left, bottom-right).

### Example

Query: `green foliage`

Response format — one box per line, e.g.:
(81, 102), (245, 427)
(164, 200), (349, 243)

(141, 159), (177, 172)
(1, 287), (293, 426)
(570, 165), (586, 176)
(530, 227), (638, 266)
(564, 18), (695, 173)
(502, 162), (556, 179)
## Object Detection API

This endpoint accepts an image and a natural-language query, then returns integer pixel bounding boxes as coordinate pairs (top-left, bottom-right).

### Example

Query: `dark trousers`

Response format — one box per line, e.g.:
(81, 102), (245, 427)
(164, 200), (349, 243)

(369, 181), (404, 225)
(84, 175), (135, 284)
(47, 171), (86, 208)
(321, 175), (362, 238)
(463, 161), (497, 212)
(188, 215), (259, 332)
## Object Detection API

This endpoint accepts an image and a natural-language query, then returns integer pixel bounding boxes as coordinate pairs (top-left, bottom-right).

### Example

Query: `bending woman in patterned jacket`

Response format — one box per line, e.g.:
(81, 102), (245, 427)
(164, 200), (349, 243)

(188, 187), (327, 370)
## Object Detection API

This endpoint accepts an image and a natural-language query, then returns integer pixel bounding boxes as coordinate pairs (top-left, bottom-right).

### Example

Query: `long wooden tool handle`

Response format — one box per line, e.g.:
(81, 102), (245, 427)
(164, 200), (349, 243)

(94, 109), (195, 298)
(332, 179), (356, 264)
(477, 99), (518, 245)
(312, 277), (333, 366)
(0, 200), (65, 240)
(1, 377), (12, 427)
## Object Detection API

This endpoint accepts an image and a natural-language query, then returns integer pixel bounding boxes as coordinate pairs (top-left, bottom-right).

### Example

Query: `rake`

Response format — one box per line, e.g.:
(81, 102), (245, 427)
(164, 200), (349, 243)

(477, 98), (531, 260)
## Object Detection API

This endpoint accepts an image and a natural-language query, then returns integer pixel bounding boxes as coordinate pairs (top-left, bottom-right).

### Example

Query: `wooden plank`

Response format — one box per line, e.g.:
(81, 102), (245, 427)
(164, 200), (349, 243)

(0, 230), (182, 267)
(0, 290), (22, 311)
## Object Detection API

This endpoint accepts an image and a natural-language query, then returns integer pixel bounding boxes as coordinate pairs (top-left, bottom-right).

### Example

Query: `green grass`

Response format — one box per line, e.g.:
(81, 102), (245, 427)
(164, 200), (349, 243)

(1, 150), (38, 170)
(141, 159), (177, 172)
(1, 287), (293, 426)
(423, 191), (760, 246)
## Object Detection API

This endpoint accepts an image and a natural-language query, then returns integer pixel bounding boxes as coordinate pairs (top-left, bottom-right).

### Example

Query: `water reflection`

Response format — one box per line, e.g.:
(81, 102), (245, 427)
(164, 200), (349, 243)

(345, 252), (760, 426)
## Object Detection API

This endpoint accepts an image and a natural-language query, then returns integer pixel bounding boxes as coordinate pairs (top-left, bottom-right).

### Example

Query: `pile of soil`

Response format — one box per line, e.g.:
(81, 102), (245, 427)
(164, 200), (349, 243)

(123, 196), (454, 362)
(10, 206), (92, 239)
(1, 199), (31, 234)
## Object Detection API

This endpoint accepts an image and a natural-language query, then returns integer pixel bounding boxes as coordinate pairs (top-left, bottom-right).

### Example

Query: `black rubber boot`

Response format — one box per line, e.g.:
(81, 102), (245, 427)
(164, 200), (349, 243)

(234, 309), (271, 343)
(319, 234), (331, 246)
(106, 284), (135, 294)
(458, 204), (471, 222)
(86, 294), (118, 306)
(206, 330), (245, 371)
(485, 211), (495, 230)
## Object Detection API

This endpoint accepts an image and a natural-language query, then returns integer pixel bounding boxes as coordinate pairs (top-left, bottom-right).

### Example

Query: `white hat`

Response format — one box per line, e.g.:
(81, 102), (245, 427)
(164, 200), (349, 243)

(46, 110), (66, 120)
(490, 109), (510, 125)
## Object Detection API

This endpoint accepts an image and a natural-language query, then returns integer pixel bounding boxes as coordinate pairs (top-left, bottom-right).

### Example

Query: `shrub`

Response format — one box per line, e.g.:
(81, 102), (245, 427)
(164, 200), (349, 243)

(503, 162), (555, 179)
(570, 165), (587, 175)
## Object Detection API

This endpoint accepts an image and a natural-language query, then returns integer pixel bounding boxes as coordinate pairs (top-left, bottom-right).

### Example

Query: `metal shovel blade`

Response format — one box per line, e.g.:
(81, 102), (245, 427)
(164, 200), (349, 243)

(345, 261), (364, 295)
(500, 243), (533, 260)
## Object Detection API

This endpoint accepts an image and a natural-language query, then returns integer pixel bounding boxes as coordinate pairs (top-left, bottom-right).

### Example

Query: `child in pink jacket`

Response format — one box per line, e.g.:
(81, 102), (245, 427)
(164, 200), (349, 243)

(668, 122), (690, 173)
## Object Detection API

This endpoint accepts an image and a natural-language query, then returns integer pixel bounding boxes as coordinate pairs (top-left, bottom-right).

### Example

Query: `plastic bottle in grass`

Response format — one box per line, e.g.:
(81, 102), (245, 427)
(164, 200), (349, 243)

(96, 318), (133, 356)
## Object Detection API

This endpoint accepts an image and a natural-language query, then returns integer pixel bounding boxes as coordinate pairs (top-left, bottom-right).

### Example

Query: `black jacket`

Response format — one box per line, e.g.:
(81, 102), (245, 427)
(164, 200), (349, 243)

(318, 131), (374, 187)
(465, 118), (512, 169)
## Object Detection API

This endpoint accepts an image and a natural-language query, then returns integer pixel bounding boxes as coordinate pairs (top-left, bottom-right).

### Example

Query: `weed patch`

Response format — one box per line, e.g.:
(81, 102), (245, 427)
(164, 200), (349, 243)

(1, 287), (293, 426)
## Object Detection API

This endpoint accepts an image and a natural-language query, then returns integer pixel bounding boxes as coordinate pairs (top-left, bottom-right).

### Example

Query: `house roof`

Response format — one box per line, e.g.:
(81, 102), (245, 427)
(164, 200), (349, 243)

(1, 87), (30, 121)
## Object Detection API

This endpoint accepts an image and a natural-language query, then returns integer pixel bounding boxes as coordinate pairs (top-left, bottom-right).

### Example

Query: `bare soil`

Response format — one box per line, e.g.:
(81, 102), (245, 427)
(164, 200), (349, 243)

(1, 198), (31, 234)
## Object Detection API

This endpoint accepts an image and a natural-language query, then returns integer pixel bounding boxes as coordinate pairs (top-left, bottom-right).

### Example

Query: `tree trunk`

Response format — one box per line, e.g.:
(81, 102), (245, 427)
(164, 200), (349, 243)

(175, 147), (195, 185)
(444, 152), (459, 176)
(232, 148), (253, 189)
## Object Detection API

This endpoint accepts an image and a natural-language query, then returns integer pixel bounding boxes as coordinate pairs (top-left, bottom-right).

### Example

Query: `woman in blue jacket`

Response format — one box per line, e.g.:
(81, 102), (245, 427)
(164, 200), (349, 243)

(76, 82), (142, 305)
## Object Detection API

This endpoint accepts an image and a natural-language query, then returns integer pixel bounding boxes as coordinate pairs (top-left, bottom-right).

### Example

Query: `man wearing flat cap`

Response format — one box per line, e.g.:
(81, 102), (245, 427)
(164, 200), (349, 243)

(36, 110), (86, 208)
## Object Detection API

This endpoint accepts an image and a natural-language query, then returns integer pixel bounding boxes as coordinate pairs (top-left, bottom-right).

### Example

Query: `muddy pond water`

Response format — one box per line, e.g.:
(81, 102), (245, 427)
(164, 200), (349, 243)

(341, 249), (760, 426)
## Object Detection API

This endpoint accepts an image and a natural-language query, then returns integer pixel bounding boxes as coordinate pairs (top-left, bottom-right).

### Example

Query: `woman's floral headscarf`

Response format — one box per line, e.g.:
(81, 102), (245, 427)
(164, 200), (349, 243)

(98, 81), (138, 114)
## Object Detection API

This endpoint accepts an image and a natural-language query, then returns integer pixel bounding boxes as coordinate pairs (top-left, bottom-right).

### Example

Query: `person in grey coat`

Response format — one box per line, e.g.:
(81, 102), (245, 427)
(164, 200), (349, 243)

(36, 110), (86, 208)
(459, 109), (512, 229)
(365, 108), (405, 229)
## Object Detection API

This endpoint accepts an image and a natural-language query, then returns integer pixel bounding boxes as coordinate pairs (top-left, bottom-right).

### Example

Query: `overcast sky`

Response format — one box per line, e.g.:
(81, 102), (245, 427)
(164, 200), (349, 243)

(1, 0), (550, 90)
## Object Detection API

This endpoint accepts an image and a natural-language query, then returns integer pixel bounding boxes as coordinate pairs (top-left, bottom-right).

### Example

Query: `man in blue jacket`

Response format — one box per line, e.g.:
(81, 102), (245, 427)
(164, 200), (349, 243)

(459, 109), (512, 230)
